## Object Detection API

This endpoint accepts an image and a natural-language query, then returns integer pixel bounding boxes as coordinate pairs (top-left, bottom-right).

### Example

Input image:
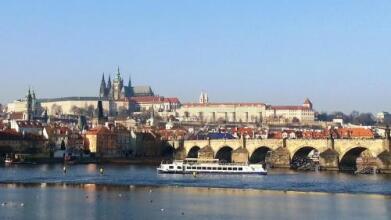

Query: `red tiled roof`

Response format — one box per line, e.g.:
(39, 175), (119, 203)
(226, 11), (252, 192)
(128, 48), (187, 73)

(16, 121), (43, 128)
(337, 128), (374, 139)
(130, 96), (180, 104)
(86, 126), (112, 135)
(183, 102), (265, 107)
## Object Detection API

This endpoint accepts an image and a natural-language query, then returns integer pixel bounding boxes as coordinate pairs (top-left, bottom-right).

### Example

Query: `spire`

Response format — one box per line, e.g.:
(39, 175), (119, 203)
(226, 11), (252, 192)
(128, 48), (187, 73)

(99, 73), (107, 98)
(27, 87), (32, 100)
(199, 91), (204, 104)
(106, 75), (112, 98)
(26, 87), (33, 121)
(116, 66), (121, 80)
(107, 75), (112, 86)
(128, 75), (132, 88)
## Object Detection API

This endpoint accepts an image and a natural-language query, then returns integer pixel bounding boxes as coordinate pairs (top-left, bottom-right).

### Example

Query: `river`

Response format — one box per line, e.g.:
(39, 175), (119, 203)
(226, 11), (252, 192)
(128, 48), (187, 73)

(0, 164), (391, 219)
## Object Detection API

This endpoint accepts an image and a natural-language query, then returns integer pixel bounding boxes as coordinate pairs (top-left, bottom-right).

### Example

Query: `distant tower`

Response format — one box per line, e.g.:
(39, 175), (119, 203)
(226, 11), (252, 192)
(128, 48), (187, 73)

(128, 75), (134, 97)
(32, 90), (37, 115)
(199, 92), (204, 104)
(26, 88), (33, 121)
(106, 75), (112, 98)
(112, 67), (124, 100)
(78, 115), (87, 131)
(303, 98), (313, 109)
(199, 91), (209, 104)
(97, 100), (105, 124)
(99, 73), (107, 98)
(42, 108), (48, 124)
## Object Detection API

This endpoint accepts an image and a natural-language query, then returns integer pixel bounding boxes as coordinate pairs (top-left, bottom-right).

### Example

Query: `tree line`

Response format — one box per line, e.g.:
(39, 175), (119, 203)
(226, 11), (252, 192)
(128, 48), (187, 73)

(316, 111), (388, 126)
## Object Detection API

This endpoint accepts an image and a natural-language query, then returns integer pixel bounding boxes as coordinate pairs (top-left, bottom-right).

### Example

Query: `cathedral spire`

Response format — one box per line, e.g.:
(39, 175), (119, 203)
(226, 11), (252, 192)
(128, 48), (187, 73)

(128, 75), (132, 88)
(99, 73), (107, 98)
(116, 66), (121, 80)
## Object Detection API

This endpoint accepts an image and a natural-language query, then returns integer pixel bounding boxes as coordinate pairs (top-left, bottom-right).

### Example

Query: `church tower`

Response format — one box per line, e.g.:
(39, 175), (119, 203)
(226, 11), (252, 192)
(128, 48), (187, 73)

(112, 67), (124, 100)
(199, 91), (209, 104)
(32, 90), (37, 116)
(99, 73), (107, 98)
(128, 75), (134, 97)
(106, 75), (112, 98)
(26, 88), (33, 121)
(303, 98), (313, 110)
(199, 91), (204, 103)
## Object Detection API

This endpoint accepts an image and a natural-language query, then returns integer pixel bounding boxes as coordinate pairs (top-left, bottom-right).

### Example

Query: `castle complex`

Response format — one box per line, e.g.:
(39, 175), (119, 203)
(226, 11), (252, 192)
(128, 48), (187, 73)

(6, 67), (315, 124)
(99, 67), (154, 100)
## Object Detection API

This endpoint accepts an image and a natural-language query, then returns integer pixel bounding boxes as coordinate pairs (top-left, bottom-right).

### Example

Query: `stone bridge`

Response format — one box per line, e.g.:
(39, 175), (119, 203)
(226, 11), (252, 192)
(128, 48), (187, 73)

(167, 137), (391, 173)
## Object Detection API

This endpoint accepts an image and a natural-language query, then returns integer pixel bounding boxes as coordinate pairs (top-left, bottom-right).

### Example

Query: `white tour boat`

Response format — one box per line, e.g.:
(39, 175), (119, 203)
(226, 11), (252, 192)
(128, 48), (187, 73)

(157, 158), (267, 175)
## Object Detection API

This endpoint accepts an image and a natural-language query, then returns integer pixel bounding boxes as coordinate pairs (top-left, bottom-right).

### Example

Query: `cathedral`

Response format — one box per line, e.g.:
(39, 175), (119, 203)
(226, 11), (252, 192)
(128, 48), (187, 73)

(99, 67), (154, 100)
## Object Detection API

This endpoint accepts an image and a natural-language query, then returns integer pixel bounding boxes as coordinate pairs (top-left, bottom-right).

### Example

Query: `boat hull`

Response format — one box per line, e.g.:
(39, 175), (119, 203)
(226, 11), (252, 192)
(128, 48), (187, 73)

(157, 169), (267, 175)
(157, 159), (267, 175)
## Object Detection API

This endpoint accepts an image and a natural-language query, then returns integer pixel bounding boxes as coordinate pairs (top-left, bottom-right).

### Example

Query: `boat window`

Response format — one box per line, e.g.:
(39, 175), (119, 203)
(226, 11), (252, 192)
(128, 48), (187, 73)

(197, 167), (201, 170)
(218, 167), (222, 170)
(177, 166), (182, 169)
(233, 167), (237, 171)
(212, 167), (217, 170)
(169, 166), (174, 169)
(222, 167), (227, 171)
(238, 167), (243, 171)
(187, 166), (191, 169)
(202, 167), (206, 170)
(228, 167), (233, 171)
(207, 167), (212, 170)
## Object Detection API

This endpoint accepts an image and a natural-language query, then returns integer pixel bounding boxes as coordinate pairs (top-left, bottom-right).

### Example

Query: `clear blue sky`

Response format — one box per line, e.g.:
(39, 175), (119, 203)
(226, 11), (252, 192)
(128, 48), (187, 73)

(0, 0), (390, 113)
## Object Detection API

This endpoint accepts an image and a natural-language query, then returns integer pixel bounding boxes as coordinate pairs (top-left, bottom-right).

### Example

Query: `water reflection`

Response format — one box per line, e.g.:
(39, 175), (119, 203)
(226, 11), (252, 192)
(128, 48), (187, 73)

(0, 184), (390, 220)
(1, 164), (391, 195)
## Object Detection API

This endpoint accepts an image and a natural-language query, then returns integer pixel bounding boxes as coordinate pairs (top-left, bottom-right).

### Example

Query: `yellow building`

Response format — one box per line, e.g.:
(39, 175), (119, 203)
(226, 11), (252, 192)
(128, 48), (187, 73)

(85, 126), (117, 156)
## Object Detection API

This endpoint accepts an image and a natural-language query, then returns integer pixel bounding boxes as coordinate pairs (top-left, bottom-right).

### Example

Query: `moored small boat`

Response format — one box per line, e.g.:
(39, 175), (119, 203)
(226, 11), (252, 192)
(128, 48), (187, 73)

(4, 157), (13, 164)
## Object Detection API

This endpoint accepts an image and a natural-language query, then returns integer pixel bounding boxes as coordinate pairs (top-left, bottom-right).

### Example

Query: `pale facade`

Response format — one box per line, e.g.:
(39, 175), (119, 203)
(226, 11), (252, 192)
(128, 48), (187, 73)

(177, 97), (315, 124)
(6, 100), (27, 113)
(177, 103), (267, 123)
(265, 106), (315, 123)
(8, 98), (131, 116)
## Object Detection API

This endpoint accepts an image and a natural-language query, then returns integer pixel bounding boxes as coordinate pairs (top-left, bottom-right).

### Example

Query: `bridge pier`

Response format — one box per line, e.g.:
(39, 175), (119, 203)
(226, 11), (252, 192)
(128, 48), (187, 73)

(232, 147), (249, 164)
(319, 148), (339, 171)
(378, 126), (391, 173)
(377, 151), (391, 173)
(174, 147), (187, 160)
(198, 145), (214, 160)
(266, 146), (290, 168)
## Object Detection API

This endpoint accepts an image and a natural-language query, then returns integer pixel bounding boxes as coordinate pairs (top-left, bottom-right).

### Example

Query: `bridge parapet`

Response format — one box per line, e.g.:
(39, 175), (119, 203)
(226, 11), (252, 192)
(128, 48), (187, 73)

(334, 139), (386, 157)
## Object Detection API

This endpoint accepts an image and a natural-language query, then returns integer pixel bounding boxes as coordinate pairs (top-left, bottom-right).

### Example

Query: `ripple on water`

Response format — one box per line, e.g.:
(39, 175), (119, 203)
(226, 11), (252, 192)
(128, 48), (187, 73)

(1, 164), (391, 195)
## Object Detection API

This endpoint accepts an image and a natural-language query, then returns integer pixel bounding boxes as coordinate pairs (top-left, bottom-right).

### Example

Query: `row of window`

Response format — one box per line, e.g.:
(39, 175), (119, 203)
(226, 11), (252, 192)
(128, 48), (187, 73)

(169, 166), (243, 171)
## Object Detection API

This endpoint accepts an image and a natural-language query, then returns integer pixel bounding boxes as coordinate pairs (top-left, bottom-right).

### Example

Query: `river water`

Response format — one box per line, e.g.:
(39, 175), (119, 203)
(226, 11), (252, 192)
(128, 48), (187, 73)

(1, 164), (391, 219)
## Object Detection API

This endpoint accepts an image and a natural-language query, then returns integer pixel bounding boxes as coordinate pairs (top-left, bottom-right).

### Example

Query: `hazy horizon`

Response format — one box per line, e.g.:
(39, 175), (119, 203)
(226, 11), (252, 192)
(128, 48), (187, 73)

(1, 0), (390, 113)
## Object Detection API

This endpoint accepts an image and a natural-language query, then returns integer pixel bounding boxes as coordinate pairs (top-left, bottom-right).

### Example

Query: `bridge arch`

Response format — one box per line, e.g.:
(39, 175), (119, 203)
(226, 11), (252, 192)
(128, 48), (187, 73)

(215, 146), (234, 163)
(249, 146), (272, 164)
(187, 146), (201, 158)
(339, 146), (373, 171)
(291, 146), (318, 169)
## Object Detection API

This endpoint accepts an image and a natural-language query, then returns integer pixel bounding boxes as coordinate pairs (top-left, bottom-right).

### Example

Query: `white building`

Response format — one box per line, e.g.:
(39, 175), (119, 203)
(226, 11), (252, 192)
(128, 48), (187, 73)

(264, 98), (315, 123)
(376, 112), (391, 123)
(177, 94), (315, 124)
(10, 120), (44, 136)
